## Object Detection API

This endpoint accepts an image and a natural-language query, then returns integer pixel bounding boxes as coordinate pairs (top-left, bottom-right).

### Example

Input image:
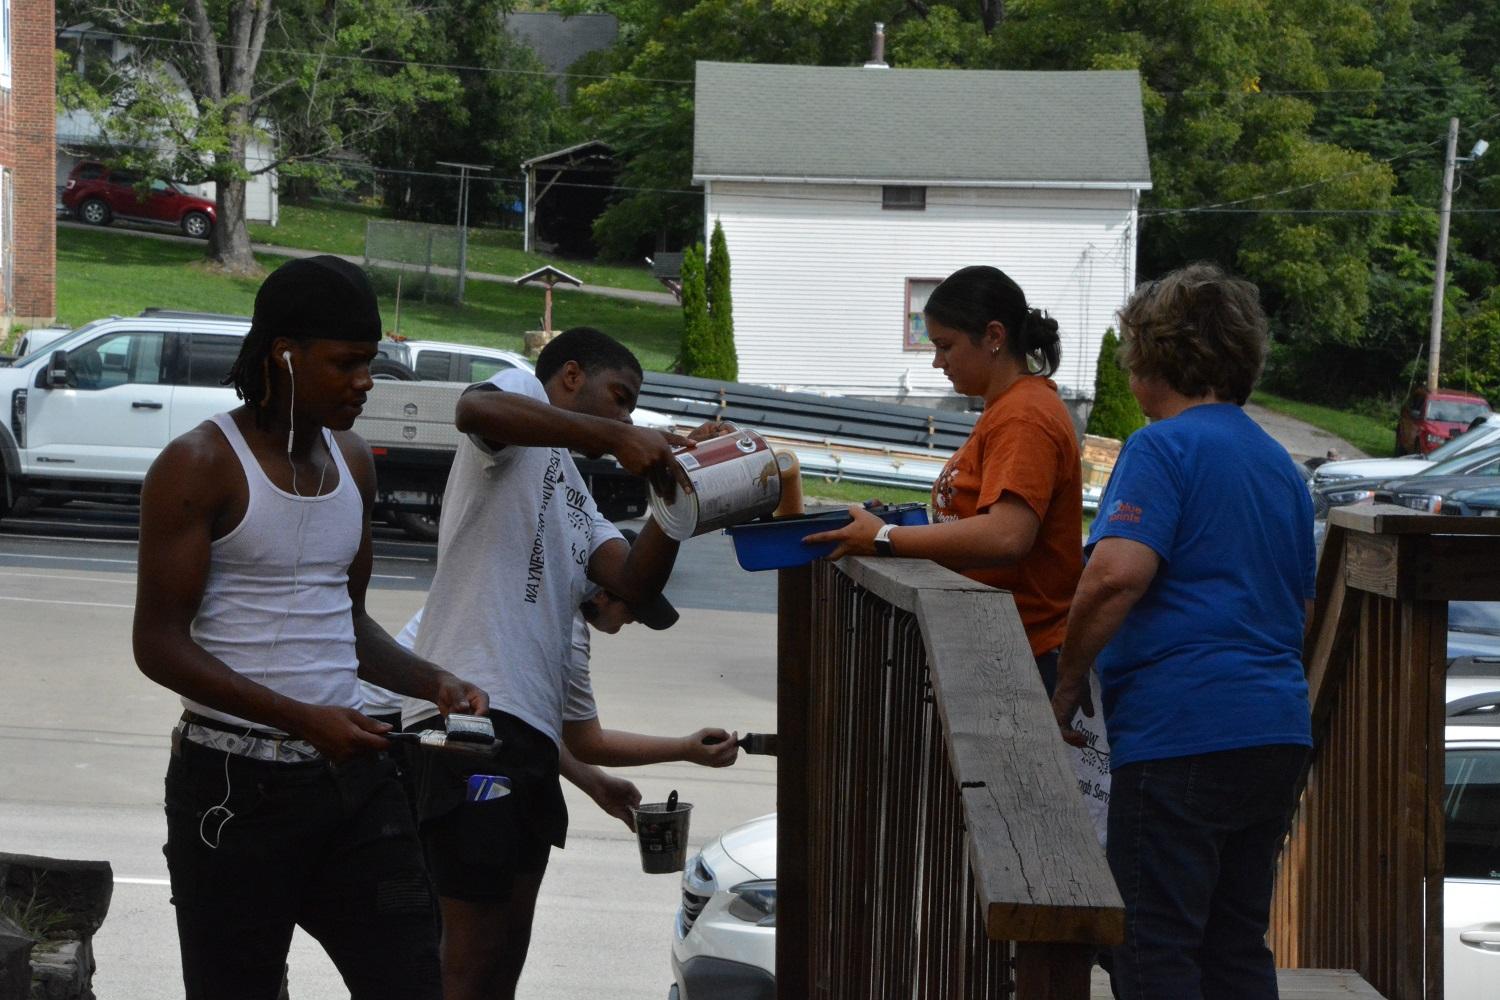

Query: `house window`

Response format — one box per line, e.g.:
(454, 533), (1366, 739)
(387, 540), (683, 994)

(0, 0), (11, 91)
(905, 278), (943, 351)
(883, 186), (926, 211)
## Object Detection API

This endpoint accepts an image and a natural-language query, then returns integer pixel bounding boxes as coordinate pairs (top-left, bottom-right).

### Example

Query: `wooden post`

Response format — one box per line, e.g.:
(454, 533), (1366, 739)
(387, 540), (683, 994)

(777, 564), (813, 1000)
(1015, 943), (1094, 1000)
(543, 278), (554, 333)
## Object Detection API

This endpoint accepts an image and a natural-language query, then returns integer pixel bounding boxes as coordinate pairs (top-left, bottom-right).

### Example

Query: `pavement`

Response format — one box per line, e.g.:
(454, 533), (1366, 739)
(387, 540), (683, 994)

(57, 219), (680, 307)
(1244, 402), (1367, 463)
(0, 510), (775, 999)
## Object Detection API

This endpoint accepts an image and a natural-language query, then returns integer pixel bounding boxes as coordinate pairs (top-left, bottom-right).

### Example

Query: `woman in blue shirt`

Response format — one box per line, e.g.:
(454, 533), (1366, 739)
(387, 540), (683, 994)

(1050, 264), (1315, 1000)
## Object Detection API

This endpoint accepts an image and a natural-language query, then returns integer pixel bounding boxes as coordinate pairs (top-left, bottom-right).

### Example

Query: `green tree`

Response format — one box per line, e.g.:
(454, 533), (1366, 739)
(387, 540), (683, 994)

(705, 219), (737, 381)
(369, 1), (575, 228)
(1085, 331), (1146, 441)
(679, 242), (713, 376)
(57, 0), (451, 272)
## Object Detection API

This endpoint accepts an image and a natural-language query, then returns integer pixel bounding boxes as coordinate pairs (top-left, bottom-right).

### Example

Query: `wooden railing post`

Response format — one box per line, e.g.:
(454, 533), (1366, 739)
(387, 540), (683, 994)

(1273, 505), (1500, 1000)
(778, 556), (1122, 999)
(777, 564), (813, 1000)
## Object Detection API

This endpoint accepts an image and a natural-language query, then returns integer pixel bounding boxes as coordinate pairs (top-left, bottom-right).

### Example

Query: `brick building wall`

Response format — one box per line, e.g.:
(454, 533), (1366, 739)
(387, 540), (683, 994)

(0, 0), (57, 326)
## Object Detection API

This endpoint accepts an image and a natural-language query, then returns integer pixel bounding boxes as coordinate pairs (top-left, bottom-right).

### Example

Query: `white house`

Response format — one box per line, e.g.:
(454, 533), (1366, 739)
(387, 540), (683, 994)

(692, 61), (1151, 411)
(55, 26), (279, 225)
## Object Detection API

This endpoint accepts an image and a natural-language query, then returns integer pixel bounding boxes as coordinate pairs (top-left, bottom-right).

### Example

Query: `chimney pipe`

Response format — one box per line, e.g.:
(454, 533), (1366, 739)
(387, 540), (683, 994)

(864, 22), (889, 69)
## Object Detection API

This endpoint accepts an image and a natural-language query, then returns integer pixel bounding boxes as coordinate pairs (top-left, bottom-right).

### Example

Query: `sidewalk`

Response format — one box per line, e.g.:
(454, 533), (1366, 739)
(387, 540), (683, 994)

(1243, 402), (1368, 463)
(58, 220), (679, 307)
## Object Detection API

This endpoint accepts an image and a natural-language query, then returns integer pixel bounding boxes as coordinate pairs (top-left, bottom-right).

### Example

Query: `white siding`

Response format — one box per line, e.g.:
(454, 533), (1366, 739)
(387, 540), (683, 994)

(705, 181), (1138, 403)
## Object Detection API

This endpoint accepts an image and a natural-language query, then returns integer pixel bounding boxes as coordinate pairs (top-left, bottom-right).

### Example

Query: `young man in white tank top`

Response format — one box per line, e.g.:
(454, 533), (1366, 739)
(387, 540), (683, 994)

(132, 256), (487, 1000)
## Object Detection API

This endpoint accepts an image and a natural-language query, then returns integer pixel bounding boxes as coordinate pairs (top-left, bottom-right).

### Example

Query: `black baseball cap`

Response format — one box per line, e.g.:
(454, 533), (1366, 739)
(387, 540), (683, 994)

(615, 529), (679, 630)
(250, 255), (381, 344)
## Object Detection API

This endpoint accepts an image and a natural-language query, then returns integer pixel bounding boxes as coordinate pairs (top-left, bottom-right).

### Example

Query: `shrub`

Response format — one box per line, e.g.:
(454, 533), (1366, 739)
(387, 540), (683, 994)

(1085, 329), (1146, 441)
(678, 242), (712, 376)
(706, 219), (738, 381)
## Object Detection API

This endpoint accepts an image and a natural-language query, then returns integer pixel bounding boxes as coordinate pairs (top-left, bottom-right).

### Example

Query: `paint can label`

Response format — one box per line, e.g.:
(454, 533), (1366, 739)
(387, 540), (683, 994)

(650, 429), (782, 540)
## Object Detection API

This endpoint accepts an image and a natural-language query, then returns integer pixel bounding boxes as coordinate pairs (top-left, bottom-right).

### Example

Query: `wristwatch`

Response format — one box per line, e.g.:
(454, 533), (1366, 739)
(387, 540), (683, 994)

(873, 523), (897, 557)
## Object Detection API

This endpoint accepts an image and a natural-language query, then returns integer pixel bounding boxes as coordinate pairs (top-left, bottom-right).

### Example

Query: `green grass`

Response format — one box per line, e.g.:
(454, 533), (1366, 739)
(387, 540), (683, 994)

(800, 477), (934, 508)
(1250, 391), (1397, 458)
(56, 226), (684, 371)
(248, 200), (663, 294)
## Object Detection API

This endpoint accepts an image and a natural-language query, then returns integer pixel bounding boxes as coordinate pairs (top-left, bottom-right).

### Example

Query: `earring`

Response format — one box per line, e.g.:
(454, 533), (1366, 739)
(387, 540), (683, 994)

(990, 347), (1001, 357)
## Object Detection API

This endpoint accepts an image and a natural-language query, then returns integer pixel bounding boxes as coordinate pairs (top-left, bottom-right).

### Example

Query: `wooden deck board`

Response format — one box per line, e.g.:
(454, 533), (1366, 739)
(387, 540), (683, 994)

(1089, 968), (1388, 998)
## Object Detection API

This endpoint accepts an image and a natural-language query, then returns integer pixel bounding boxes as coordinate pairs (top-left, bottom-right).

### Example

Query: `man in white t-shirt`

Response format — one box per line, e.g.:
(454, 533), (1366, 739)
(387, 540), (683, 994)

(401, 327), (722, 1000)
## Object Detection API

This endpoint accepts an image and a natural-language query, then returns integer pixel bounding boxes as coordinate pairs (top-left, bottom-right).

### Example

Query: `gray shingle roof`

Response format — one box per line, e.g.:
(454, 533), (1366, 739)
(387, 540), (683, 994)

(693, 62), (1151, 187)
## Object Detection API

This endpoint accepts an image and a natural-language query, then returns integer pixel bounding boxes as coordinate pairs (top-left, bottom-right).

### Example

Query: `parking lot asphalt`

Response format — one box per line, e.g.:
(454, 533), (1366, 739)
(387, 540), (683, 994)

(0, 505), (779, 999)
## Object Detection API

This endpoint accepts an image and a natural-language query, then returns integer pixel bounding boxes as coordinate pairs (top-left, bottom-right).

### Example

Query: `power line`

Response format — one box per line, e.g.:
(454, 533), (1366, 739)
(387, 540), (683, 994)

(80, 29), (693, 85)
(78, 29), (1498, 101)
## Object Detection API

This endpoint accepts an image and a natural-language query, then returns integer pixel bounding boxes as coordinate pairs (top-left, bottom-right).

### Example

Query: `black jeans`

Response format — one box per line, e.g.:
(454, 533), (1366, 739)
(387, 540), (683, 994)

(163, 737), (442, 1000)
(1106, 743), (1309, 1000)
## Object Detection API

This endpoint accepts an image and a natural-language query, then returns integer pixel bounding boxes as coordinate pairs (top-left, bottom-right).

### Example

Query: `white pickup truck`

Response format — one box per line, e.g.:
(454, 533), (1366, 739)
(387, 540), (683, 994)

(0, 310), (651, 538)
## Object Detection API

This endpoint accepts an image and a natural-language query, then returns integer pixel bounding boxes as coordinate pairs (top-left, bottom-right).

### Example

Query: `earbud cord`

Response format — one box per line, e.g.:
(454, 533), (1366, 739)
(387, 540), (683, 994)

(200, 352), (329, 850)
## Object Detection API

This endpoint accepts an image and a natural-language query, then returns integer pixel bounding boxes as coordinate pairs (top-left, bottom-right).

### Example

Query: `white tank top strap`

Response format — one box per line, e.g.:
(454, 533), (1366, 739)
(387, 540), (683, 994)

(209, 411), (346, 502)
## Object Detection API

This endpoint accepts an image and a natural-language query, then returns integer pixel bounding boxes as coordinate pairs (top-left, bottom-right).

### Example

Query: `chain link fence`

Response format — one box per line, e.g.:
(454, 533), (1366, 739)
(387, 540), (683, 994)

(363, 219), (465, 304)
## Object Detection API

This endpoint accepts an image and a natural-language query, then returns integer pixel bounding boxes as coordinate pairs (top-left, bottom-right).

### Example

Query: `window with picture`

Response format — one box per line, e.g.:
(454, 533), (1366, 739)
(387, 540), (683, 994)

(905, 279), (942, 351)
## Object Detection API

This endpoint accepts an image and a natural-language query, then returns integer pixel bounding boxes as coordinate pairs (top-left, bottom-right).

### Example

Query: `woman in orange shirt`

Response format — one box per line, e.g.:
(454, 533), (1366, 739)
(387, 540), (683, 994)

(808, 265), (1083, 688)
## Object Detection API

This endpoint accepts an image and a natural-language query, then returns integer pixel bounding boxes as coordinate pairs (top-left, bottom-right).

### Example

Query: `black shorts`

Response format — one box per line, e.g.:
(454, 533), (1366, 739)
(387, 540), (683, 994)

(409, 710), (568, 904)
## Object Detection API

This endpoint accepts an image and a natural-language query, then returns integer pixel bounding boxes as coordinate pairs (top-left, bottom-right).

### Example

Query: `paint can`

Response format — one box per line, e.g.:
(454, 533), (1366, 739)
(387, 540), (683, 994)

(634, 790), (693, 874)
(649, 429), (782, 541)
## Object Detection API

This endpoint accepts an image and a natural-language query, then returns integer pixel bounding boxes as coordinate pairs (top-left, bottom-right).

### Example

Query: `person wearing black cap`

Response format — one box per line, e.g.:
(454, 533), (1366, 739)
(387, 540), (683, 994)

(399, 326), (725, 1000)
(132, 255), (488, 999)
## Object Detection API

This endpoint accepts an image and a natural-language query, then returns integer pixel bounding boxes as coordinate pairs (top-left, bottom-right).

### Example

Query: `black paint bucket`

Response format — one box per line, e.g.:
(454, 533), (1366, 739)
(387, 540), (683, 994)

(634, 791), (692, 874)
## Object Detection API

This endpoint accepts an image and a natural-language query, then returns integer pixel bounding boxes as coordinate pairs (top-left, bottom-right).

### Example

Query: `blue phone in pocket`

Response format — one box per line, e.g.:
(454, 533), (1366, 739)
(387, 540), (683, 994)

(466, 774), (511, 803)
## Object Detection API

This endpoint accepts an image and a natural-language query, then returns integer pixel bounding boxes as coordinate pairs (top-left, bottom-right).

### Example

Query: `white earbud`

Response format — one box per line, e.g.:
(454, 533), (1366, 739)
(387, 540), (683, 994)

(283, 351), (296, 457)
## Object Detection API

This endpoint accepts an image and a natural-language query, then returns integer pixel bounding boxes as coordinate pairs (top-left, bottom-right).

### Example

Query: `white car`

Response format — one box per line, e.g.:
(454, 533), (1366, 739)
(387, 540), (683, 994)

(671, 812), (776, 1000)
(672, 683), (1500, 1000)
(1444, 665), (1500, 997)
(1314, 417), (1500, 487)
(374, 337), (675, 430)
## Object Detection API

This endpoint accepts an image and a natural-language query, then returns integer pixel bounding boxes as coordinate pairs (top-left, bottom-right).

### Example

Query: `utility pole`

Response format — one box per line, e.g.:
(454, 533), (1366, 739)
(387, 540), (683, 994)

(438, 160), (495, 305)
(1427, 118), (1460, 393)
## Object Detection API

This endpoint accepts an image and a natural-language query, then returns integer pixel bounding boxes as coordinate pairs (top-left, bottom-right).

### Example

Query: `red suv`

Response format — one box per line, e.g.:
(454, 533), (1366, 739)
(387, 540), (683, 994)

(1397, 387), (1494, 455)
(61, 161), (217, 239)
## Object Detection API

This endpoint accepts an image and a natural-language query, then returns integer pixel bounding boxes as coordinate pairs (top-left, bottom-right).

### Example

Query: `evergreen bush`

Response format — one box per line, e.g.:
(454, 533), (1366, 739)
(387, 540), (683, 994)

(706, 219), (738, 381)
(678, 242), (713, 376)
(1085, 329), (1146, 441)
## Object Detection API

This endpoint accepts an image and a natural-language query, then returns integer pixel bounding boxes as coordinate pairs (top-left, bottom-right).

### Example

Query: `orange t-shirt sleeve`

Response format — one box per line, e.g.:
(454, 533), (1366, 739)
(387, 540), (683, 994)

(974, 417), (1061, 522)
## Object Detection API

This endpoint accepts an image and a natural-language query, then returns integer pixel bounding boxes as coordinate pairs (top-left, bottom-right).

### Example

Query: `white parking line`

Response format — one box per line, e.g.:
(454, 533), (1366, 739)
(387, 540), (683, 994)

(0, 570), (134, 585)
(0, 551), (135, 565)
(0, 532), (137, 546)
(115, 877), (171, 886)
(0, 594), (133, 610)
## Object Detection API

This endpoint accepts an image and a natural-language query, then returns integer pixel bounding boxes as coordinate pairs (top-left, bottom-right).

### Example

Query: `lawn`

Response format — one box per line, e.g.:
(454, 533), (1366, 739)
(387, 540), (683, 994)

(249, 200), (663, 294)
(56, 226), (684, 371)
(1250, 391), (1397, 458)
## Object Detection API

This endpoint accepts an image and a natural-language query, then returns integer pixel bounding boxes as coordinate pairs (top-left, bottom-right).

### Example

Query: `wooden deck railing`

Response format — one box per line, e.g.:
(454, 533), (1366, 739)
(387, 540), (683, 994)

(1272, 504), (1500, 1000)
(776, 559), (1123, 999)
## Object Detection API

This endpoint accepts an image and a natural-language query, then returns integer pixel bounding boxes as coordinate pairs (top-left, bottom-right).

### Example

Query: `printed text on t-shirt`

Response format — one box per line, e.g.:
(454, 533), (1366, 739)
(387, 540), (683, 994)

(526, 450), (564, 603)
(1108, 500), (1143, 525)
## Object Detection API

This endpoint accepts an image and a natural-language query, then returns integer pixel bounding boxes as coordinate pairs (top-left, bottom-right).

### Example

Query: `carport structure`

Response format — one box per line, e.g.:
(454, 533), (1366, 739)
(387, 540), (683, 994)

(772, 504), (1491, 998)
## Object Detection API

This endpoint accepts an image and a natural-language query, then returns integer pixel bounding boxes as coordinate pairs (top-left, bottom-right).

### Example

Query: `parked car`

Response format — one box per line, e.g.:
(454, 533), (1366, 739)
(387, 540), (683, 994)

(671, 812), (776, 1000)
(1443, 664), (1500, 998)
(1313, 416), (1500, 489)
(671, 669), (1500, 1000)
(1398, 387), (1493, 456)
(1312, 442), (1500, 518)
(0, 312), (649, 538)
(60, 161), (217, 239)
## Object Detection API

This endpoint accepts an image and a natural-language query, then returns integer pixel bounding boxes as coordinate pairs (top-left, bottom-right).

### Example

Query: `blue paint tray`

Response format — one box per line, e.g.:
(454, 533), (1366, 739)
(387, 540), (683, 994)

(724, 502), (930, 572)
